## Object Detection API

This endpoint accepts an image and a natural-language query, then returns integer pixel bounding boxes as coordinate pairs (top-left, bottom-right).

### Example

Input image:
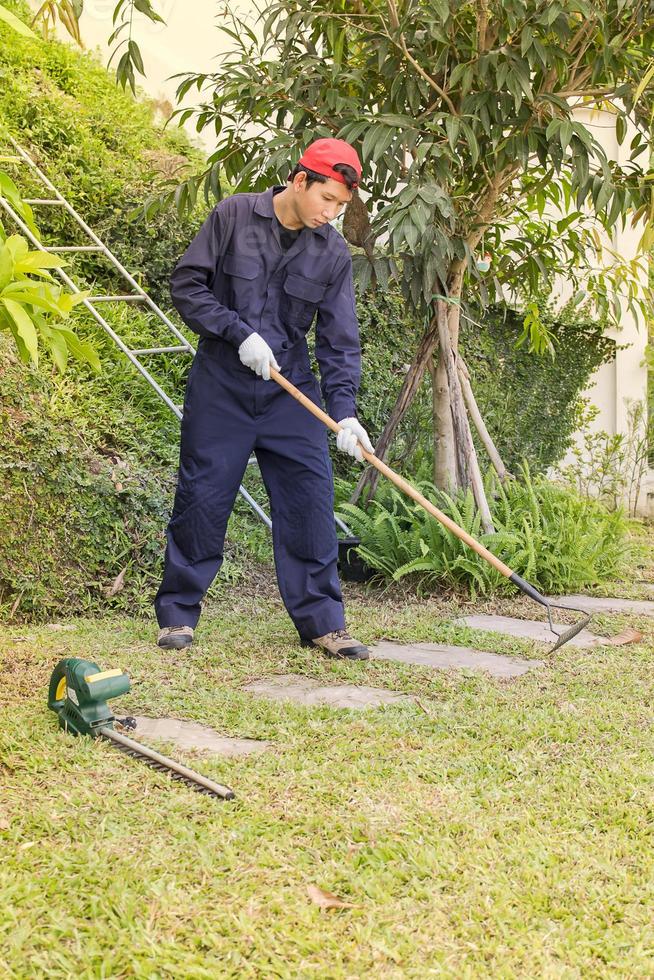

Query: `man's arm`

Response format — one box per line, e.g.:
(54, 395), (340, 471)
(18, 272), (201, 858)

(170, 201), (254, 348)
(314, 250), (362, 422)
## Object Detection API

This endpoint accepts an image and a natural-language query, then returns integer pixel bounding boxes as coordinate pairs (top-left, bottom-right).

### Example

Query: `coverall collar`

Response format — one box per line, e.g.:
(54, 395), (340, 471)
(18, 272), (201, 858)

(254, 186), (329, 239)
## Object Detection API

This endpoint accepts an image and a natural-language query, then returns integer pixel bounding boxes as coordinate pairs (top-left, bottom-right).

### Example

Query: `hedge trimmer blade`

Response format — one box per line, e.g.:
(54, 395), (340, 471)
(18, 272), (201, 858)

(100, 727), (234, 799)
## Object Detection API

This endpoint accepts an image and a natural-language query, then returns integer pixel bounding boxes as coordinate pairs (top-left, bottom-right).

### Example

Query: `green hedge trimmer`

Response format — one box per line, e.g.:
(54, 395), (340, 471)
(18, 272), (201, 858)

(48, 658), (234, 800)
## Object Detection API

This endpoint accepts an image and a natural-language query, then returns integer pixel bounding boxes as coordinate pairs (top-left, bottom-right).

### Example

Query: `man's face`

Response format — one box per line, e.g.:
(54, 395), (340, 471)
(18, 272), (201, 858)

(293, 173), (352, 228)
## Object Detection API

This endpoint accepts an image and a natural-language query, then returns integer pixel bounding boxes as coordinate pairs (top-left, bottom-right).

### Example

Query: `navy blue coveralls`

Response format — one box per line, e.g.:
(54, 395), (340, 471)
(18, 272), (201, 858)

(155, 187), (362, 641)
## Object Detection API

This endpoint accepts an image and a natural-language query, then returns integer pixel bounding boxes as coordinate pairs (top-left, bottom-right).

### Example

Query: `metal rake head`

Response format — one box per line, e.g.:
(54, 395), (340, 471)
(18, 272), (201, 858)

(509, 574), (592, 653)
(545, 600), (592, 653)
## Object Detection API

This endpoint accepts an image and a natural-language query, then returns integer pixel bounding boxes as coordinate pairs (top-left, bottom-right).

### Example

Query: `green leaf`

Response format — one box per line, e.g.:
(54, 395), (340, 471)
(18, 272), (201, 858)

(5, 235), (29, 262)
(0, 5), (38, 37)
(0, 174), (40, 238)
(1, 284), (69, 315)
(615, 113), (627, 146)
(361, 125), (379, 162)
(367, 127), (395, 163)
(56, 326), (102, 373)
(2, 297), (39, 364)
(459, 120), (479, 166)
(376, 113), (417, 129)
(128, 40), (145, 76)
(559, 121), (573, 149)
(48, 327), (69, 373)
(556, 212), (579, 234)
(0, 242), (13, 290)
(445, 116), (460, 151)
(545, 118), (562, 141)
(595, 178), (613, 213)
(15, 251), (67, 273)
(134, 0), (166, 23)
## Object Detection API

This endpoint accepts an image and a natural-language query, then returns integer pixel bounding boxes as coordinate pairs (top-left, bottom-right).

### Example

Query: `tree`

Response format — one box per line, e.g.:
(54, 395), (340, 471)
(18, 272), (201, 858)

(152, 0), (654, 526)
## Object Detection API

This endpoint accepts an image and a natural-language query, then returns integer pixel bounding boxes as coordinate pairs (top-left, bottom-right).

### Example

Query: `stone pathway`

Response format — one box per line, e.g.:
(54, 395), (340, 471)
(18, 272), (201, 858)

(244, 674), (409, 710)
(243, 640), (546, 712)
(555, 595), (654, 617)
(131, 716), (271, 758)
(134, 595), (653, 732)
(372, 641), (542, 677)
(458, 615), (602, 647)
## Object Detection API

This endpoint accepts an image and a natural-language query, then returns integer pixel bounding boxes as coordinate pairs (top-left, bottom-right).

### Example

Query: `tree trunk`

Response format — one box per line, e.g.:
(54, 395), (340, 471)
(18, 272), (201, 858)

(350, 315), (439, 505)
(435, 301), (470, 485)
(428, 351), (457, 491)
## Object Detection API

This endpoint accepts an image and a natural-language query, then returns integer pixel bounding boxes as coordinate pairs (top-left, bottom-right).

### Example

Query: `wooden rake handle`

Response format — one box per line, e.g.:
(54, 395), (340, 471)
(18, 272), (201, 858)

(270, 367), (514, 580)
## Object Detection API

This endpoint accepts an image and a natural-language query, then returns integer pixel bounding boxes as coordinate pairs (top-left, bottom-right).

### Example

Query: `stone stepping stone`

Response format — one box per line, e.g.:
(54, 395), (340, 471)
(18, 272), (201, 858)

(371, 641), (543, 678)
(458, 615), (602, 647)
(555, 595), (654, 617)
(131, 716), (270, 758)
(243, 674), (408, 710)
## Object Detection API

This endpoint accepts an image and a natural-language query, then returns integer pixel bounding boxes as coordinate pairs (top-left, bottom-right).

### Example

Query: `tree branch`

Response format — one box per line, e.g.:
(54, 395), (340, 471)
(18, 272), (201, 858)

(476, 0), (490, 53)
(436, 302), (495, 532)
(385, 0), (459, 116)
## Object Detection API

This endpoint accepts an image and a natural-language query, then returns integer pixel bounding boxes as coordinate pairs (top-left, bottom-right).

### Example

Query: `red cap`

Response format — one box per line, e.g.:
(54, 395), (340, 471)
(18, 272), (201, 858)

(298, 138), (362, 188)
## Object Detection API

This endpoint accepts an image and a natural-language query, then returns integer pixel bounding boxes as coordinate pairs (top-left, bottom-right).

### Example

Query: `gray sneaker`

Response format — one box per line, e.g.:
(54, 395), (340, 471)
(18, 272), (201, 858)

(157, 626), (194, 650)
(309, 629), (369, 661)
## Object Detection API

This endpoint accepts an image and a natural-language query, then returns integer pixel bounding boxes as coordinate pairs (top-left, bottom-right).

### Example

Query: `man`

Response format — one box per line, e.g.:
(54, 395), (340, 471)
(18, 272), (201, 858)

(155, 138), (373, 660)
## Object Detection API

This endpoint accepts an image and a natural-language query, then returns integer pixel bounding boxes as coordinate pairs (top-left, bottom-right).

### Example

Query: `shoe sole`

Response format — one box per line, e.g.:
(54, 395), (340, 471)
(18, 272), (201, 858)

(157, 638), (193, 650)
(327, 650), (370, 661)
(301, 640), (369, 661)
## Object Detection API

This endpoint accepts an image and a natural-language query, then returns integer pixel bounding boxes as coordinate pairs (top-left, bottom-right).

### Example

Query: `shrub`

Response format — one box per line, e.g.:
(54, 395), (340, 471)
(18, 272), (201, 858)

(320, 285), (432, 479)
(461, 299), (615, 474)
(0, 7), (275, 620)
(0, 329), (273, 620)
(337, 466), (628, 596)
(556, 400), (653, 517)
(331, 286), (616, 486)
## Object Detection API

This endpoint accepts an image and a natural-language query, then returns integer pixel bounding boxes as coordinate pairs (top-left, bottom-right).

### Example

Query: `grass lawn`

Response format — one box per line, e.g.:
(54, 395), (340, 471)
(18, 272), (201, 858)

(1, 529), (653, 978)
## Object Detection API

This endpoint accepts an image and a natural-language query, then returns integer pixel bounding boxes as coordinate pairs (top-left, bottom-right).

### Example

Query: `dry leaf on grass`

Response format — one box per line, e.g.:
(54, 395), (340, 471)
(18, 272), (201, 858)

(603, 628), (643, 647)
(45, 624), (75, 632)
(306, 884), (356, 910)
(106, 568), (127, 597)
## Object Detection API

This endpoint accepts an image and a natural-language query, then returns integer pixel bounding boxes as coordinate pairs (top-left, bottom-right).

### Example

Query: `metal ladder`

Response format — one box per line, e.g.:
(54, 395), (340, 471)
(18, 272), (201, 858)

(0, 134), (350, 538)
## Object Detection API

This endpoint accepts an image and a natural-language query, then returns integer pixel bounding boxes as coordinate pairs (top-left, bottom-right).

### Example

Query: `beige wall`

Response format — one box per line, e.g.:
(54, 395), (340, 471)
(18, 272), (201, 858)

(559, 106), (652, 516)
(27, 0), (257, 150)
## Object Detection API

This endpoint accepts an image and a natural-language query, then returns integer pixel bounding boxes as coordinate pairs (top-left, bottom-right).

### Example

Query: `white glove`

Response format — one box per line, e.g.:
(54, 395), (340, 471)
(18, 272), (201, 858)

(238, 332), (280, 381)
(336, 417), (374, 463)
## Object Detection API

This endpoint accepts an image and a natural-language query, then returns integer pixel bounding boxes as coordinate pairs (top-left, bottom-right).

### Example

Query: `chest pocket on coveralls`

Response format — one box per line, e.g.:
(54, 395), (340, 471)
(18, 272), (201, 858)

(223, 252), (261, 305)
(280, 273), (326, 332)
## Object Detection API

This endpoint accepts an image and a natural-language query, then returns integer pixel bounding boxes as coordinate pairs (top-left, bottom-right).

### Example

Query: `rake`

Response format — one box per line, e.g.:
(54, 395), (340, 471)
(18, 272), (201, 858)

(271, 368), (591, 653)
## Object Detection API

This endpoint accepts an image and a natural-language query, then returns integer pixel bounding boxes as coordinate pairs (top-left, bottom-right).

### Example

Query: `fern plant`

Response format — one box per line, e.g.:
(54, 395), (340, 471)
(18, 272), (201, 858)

(337, 465), (628, 596)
